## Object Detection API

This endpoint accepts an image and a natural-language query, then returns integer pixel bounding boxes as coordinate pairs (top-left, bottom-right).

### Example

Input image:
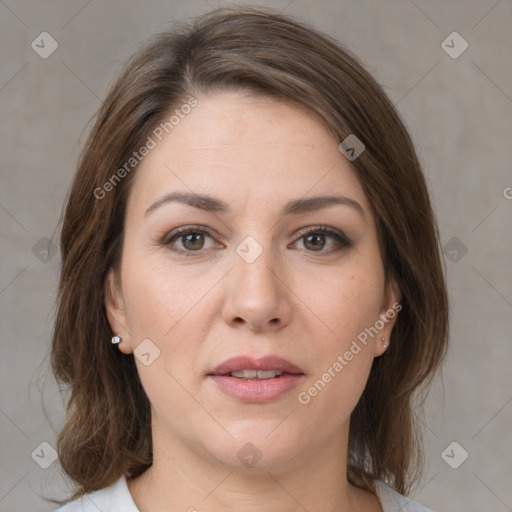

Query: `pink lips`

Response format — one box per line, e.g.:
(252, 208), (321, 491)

(207, 355), (305, 404)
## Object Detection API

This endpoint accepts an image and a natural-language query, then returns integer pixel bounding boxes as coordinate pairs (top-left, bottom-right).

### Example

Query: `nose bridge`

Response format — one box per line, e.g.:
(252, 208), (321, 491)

(234, 232), (281, 300)
(223, 232), (291, 330)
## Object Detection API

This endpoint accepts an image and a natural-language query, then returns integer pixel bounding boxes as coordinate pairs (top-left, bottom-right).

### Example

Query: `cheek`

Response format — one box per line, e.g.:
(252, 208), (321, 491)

(121, 250), (202, 338)
(120, 250), (218, 380)
(306, 264), (384, 346)
(297, 266), (383, 412)
(124, 277), (171, 338)
(120, 257), (207, 418)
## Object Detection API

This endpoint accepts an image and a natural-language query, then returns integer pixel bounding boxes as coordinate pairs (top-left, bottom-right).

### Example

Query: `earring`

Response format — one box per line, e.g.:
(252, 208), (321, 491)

(111, 335), (123, 345)
(381, 336), (388, 349)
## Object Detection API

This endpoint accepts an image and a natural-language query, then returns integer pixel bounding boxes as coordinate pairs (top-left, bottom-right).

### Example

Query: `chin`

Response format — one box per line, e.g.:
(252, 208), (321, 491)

(203, 420), (304, 472)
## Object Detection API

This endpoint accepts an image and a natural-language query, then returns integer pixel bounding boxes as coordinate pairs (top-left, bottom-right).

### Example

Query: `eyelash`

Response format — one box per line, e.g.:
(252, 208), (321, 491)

(160, 224), (352, 258)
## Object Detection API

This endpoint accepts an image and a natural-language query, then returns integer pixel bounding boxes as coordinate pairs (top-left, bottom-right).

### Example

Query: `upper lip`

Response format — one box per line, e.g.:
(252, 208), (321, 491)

(208, 355), (304, 376)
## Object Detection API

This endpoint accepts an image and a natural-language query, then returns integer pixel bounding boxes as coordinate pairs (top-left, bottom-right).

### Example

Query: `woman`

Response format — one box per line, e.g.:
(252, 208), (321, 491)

(51, 6), (448, 511)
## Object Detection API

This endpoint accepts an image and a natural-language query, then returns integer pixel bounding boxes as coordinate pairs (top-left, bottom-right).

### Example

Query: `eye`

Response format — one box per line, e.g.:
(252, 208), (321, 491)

(292, 225), (352, 254)
(159, 224), (352, 257)
(162, 225), (220, 256)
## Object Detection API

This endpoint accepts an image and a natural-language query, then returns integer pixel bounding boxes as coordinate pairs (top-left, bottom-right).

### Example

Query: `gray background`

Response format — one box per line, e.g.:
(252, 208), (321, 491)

(1, 1), (511, 511)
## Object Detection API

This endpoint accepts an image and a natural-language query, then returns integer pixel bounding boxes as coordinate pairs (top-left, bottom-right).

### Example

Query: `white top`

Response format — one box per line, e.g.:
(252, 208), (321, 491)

(54, 476), (433, 511)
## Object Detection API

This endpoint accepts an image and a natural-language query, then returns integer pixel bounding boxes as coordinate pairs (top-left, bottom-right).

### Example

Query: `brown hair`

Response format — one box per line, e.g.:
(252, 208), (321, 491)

(51, 5), (449, 502)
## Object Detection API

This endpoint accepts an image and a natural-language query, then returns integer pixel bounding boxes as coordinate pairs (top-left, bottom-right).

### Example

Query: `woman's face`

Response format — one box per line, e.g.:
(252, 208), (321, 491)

(106, 90), (399, 472)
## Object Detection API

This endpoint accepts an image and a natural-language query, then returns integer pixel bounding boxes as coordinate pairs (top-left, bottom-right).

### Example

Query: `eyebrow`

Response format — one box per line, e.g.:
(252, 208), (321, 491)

(144, 191), (365, 218)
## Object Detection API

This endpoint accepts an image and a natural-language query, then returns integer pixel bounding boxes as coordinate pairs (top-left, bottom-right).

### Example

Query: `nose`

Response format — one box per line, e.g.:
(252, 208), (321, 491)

(221, 239), (292, 332)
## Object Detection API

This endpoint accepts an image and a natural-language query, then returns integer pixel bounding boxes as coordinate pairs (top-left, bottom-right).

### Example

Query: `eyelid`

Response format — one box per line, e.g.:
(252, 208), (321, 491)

(161, 224), (218, 244)
(293, 225), (352, 245)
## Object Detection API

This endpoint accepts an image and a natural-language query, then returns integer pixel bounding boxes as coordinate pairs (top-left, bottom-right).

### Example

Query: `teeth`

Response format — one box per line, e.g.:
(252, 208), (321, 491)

(231, 369), (258, 379)
(256, 370), (283, 379)
(230, 369), (283, 379)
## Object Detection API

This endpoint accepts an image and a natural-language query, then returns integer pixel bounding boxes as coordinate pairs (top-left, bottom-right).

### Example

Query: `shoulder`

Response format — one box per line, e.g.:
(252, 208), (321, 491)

(374, 480), (434, 512)
(53, 476), (139, 512)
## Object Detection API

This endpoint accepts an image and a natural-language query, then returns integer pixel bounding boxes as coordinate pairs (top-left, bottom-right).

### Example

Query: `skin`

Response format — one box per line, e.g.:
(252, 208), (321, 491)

(105, 90), (400, 512)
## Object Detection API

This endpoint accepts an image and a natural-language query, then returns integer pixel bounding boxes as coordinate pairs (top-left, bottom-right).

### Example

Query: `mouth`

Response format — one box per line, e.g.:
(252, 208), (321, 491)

(207, 355), (305, 403)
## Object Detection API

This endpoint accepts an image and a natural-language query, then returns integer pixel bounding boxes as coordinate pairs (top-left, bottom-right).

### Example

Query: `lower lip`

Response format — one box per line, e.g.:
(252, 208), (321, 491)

(209, 374), (304, 403)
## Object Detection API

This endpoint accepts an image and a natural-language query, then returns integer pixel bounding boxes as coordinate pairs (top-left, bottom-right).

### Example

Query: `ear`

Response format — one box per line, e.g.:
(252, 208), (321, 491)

(104, 268), (133, 354)
(374, 276), (402, 357)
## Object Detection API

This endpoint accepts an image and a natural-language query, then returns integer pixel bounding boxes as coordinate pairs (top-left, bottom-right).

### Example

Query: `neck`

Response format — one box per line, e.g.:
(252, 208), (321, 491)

(127, 418), (380, 512)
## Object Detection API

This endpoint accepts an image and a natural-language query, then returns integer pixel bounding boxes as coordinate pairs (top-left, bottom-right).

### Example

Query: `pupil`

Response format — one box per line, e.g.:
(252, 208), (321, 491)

(305, 234), (325, 251)
(184, 233), (204, 250)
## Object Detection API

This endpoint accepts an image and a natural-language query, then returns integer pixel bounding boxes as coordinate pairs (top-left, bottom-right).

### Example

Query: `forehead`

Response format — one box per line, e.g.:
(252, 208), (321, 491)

(126, 91), (371, 218)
